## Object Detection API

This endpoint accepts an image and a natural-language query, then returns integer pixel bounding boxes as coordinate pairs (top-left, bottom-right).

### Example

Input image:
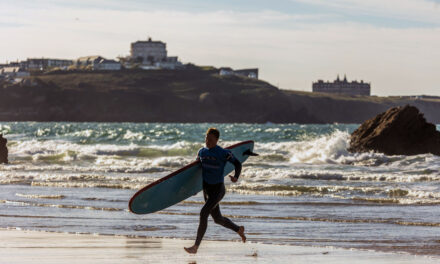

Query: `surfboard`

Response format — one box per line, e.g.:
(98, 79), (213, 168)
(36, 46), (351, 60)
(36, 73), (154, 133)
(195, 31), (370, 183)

(129, 140), (255, 214)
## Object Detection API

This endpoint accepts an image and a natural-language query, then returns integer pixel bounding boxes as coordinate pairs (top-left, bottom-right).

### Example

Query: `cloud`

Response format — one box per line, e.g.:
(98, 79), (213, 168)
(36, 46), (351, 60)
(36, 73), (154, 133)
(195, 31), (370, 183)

(0, 4), (439, 96)
(294, 0), (440, 24)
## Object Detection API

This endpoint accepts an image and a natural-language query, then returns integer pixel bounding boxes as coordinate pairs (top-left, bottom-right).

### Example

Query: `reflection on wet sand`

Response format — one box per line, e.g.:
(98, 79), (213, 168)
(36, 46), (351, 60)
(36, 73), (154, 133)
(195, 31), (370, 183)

(1, 229), (438, 264)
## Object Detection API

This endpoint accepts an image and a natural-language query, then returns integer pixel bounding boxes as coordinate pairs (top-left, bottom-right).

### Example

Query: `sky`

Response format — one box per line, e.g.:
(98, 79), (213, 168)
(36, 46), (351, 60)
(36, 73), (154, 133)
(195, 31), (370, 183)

(1, 0), (439, 96)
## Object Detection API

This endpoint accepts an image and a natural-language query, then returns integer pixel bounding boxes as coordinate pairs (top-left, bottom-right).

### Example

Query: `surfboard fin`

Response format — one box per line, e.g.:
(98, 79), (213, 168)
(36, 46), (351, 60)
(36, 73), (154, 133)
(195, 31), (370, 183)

(243, 149), (259, 156)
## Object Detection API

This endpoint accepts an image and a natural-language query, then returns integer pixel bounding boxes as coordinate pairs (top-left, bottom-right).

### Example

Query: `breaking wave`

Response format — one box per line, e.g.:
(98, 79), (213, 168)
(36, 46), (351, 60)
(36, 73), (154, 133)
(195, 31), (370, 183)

(1, 123), (440, 205)
(15, 193), (66, 200)
(9, 139), (200, 160)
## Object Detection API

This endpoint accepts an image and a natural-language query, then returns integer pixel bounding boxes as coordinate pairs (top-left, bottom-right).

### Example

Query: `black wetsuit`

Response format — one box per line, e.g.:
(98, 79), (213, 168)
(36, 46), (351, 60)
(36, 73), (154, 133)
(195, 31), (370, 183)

(194, 156), (242, 246)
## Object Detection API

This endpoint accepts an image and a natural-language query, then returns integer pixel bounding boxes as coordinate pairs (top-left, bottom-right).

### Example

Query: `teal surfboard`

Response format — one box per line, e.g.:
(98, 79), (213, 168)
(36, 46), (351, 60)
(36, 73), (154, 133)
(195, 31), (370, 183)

(129, 140), (255, 214)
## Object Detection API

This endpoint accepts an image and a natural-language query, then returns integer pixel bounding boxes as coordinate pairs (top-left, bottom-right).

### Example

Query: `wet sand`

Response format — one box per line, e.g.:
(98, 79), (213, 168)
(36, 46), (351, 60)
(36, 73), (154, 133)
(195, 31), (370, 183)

(0, 229), (438, 264)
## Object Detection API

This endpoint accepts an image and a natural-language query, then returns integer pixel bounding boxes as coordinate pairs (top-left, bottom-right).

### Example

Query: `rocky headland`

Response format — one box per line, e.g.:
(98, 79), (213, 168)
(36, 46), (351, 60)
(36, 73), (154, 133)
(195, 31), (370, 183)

(1, 68), (440, 123)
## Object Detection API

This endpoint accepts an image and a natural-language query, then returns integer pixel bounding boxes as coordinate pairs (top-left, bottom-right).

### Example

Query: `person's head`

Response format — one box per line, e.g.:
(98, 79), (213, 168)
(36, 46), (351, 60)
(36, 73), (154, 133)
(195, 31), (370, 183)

(205, 127), (220, 149)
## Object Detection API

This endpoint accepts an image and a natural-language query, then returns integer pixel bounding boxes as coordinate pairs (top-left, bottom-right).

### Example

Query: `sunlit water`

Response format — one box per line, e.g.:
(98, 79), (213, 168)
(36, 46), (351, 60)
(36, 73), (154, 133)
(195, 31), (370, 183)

(1, 122), (440, 256)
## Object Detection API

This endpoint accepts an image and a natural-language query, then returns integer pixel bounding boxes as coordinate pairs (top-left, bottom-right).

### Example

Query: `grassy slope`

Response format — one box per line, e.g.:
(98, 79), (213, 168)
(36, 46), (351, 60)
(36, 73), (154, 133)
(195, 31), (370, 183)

(0, 69), (298, 122)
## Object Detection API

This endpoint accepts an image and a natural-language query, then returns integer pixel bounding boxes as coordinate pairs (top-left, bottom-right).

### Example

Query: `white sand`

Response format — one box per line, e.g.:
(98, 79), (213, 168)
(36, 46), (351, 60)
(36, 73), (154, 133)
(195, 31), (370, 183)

(0, 229), (438, 264)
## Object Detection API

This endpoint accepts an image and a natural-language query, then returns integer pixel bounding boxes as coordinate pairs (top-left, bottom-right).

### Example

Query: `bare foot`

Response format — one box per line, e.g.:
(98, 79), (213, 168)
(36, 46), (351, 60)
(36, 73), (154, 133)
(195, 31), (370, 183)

(238, 226), (246, 243)
(184, 245), (198, 254)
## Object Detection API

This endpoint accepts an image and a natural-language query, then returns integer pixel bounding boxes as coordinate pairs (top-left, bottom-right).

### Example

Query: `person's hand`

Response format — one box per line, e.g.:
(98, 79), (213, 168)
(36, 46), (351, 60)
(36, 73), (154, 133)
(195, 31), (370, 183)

(229, 175), (238, 183)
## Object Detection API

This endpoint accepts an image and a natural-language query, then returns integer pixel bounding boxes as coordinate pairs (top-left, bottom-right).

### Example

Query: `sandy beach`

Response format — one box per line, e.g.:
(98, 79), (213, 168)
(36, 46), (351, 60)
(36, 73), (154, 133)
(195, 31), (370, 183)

(0, 229), (437, 264)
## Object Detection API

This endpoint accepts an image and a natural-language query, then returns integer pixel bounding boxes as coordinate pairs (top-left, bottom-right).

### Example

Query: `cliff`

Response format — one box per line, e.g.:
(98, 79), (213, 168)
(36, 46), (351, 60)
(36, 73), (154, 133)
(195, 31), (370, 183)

(0, 69), (304, 123)
(282, 90), (440, 124)
(1, 69), (440, 123)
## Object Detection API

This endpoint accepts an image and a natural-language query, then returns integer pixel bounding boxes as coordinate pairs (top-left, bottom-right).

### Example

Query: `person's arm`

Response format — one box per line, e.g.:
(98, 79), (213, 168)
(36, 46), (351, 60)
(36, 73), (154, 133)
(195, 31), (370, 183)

(231, 158), (241, 180)
(226, 152), (241, 182)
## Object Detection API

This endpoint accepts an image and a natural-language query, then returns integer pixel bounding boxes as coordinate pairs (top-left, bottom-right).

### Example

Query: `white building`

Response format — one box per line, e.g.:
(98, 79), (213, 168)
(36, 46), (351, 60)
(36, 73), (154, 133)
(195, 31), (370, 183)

(128, 37), (182, 69)
(219, 67), (234, 76)
(26, 58), (73, 70)
(94, 59), (121, 70)
(155, 56), (182, 69)
(130, 37), (167, 63)
(219, 67), (258, 79)
(76, 56), (121, 70)
(234, 68), (258, 79)
(0, 67), (30, 77)
(76, 56), (104, 67)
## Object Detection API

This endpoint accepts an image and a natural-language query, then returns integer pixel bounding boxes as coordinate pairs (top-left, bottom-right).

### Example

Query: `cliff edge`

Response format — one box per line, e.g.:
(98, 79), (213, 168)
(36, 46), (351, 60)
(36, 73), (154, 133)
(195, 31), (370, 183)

(2, 69), (440, 123)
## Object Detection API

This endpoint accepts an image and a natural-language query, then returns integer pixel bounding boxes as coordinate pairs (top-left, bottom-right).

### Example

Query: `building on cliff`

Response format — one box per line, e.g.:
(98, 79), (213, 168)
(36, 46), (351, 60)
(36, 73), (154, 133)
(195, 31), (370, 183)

(128, 37), (181, 69)
(75, 56), (121, 70)
(76, 56), (104, 68)
(131, 37), (167, 63)
(0, 66), (30, 78)
(26, 58), (73, 70)
(94, 59), (121, 70)
(312, 75), (370, 96)
(219, 67), (258, 79)
(0, 58), (73, 71)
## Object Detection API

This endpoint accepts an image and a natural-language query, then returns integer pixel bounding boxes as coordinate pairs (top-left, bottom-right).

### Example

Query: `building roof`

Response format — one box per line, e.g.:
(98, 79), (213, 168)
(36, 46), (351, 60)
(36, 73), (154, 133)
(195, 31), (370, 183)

(98, 59), (120, 64)
(77, 56), (104, 62)
(235, 68), (258, 73)
(27, 58), (73, 62)
(132, 37), (165, 45)
(313, 75), (370, 85)
(1, 66), (27, 73)
(219, 67), (233, 71)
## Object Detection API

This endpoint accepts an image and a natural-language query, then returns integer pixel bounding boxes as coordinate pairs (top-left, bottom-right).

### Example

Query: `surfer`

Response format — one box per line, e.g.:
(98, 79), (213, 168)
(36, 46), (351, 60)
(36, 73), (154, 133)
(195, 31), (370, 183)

(184, 128), (246, 254)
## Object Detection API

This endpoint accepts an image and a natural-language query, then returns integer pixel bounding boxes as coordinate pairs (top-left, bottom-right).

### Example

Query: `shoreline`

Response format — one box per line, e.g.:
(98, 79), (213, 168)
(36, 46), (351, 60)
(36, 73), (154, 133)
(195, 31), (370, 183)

(1, 228), (438, 264)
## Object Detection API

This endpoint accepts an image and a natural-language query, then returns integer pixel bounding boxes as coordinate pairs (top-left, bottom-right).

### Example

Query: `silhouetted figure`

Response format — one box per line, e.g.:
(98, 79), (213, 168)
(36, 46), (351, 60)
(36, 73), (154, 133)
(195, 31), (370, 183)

(184, 128), (246, 254)
(0, 134), (8, 164)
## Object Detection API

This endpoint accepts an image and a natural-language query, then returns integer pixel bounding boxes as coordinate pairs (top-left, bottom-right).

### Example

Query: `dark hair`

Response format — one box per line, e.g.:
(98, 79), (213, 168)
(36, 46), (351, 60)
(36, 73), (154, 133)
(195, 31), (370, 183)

(206, 127), (220, 139)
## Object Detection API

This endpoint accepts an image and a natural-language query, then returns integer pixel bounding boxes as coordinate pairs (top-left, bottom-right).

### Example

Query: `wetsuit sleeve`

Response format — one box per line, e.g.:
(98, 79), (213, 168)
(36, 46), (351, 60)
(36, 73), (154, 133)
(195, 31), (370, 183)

(226, 151), (242, 179)
(196, 149), (201, 161)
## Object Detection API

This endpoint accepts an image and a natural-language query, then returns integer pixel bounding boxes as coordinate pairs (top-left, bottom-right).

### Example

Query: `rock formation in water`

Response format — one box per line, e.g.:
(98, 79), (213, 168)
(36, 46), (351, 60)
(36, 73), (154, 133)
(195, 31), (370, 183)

(0, 134), (8, 164)
(348, 105), (440, 156)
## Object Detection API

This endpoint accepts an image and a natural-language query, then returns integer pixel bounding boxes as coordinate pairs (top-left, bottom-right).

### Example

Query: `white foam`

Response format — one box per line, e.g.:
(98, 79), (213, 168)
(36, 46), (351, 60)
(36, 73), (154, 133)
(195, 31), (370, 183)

(151, 157), (189, 167)
(248, 131), (440, 176)
(122, 130), (145, 141)
(241, 166), (440, 183)
(0, 171), (158, 189)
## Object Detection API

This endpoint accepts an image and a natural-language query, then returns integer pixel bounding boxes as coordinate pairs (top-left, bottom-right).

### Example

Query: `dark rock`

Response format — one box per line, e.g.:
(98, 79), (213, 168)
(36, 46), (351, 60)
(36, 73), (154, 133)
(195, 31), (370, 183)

(0, 134), (8, 164)
(348, 105), (440, 156)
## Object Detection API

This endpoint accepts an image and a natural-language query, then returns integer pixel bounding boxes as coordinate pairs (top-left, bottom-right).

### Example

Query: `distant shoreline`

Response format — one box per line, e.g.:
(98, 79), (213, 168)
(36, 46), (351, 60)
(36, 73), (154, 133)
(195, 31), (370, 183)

(1, 69), (440, 124)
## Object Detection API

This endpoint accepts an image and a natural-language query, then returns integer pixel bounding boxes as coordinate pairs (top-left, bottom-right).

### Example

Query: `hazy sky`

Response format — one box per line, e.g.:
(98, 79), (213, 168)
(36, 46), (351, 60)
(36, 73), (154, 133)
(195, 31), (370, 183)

(1, 0), (439, 96)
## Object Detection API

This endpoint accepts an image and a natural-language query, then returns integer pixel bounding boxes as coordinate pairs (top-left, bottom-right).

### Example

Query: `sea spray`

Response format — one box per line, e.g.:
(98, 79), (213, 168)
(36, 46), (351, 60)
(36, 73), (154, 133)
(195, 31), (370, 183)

(288, 130), (350, 164)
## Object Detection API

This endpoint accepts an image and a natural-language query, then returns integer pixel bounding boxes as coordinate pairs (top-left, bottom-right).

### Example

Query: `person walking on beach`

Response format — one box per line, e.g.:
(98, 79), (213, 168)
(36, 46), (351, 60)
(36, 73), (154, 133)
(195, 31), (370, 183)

(0, 134), (8, 164)
(184, 128), (246, 254)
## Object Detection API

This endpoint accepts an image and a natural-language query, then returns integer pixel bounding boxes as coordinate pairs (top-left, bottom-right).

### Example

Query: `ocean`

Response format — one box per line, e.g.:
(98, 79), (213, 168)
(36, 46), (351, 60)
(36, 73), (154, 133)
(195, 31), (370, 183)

(1, 122), (439, 256)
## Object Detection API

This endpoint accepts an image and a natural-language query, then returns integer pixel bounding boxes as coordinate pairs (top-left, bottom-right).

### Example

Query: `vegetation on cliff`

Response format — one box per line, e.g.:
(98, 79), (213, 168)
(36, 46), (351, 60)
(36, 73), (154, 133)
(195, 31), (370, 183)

(0, 68), (300, 122)
(1, 68), (440, 123)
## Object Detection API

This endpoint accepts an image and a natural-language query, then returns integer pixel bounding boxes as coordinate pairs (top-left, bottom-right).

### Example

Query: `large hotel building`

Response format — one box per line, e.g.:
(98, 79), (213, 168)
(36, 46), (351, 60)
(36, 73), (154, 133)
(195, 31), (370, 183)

(312, 75), (371, 96)
(130, 37), (167, 63)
